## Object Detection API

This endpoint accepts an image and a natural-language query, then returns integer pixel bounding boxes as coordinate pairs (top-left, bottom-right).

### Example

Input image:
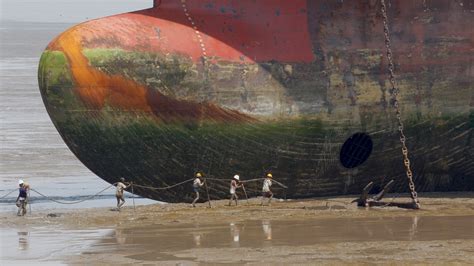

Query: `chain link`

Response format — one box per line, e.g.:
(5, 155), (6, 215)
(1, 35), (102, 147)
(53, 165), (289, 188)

(380, 0), (420, 208)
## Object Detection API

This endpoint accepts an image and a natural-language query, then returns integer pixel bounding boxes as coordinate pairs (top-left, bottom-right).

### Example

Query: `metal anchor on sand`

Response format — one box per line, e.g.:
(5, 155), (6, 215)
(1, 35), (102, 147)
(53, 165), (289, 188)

(352, 179), (419, 210)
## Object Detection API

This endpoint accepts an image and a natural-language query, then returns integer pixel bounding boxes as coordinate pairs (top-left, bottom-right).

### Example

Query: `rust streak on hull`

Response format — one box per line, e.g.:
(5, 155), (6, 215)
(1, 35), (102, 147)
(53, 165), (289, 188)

(55, 26), (254, 123)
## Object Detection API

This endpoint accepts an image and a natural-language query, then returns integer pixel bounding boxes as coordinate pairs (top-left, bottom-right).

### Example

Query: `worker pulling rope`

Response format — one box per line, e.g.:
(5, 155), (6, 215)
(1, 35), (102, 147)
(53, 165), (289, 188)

(5, 177), (351, 214)
(16, 177), (288, 207)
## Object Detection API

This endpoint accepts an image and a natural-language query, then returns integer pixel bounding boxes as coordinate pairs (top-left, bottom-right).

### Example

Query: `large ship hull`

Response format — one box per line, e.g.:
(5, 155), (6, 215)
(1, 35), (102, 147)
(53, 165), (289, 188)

(38, 0), (473, 202)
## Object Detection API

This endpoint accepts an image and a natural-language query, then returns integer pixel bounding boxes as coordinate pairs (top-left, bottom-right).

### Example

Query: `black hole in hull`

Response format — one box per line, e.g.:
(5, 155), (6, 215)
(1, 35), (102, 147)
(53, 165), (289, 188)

(340, 133), (373, 168)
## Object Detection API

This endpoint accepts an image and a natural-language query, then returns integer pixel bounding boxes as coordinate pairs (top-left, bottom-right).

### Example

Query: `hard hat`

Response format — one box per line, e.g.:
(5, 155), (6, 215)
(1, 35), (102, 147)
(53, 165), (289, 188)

(196, 172), (202, 178)
(18, 179), (24, 185)
(266, 173), (273, 178)
(120, 177), (125, 182)
(233, 175), (240, 180)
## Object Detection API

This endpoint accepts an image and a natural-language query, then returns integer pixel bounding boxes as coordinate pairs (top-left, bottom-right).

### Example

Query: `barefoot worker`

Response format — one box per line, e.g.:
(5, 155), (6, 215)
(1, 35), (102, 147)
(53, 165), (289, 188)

(229, 175), (242, 206)
(115, 178), (130, 211)
(261, 173), (274, 206)
(16, 180), (29, 216)
(192, 172), (205, 207)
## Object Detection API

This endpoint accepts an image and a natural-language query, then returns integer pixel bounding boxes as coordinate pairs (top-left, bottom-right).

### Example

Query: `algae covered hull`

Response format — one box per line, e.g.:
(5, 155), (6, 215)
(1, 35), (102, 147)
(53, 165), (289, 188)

(38, 0), (473, 202)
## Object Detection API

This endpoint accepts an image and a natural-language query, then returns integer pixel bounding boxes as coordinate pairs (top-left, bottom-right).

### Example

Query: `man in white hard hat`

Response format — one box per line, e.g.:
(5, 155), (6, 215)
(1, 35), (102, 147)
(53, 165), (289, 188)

(16, 179), (30, 216)
(228, 175), (242, 206)
(18, 179), (30, 191)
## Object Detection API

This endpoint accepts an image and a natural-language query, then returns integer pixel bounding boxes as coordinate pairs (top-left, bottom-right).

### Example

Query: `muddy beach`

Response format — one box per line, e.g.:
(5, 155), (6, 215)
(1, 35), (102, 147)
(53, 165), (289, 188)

(2, 193), (474, 265)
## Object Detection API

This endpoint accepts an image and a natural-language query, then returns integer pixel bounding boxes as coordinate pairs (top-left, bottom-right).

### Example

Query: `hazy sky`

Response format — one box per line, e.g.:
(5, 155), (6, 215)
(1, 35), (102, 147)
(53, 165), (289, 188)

(0, 0), (152, 23)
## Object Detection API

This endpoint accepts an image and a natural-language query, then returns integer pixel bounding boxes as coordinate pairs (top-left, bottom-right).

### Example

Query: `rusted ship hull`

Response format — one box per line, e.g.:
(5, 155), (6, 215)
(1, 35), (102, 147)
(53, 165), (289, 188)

(38, 0), (473, 202)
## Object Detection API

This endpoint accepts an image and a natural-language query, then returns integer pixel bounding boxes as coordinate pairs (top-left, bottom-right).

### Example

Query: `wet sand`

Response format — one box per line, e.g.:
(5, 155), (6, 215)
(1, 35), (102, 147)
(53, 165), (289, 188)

(1, 193), (474, 264)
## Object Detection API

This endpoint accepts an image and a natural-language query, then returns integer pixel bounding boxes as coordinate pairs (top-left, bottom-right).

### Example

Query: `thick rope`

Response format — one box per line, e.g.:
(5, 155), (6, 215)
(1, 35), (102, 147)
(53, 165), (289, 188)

(8, 177), (290, 206)
(206, 177), (288, 189)
(0, 189), (17, 199)
(271, 179), (289, 189)
(30, 183), (116, 205)
(131, 178), (195, 190)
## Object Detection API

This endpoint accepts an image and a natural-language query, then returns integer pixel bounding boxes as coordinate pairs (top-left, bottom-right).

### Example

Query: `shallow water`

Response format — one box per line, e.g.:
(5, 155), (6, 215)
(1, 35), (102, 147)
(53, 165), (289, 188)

(0, 20), (157, 211)
(0, 226), (112, 265)
(1, 215), (472, 264)
(100, 215), (474, 261)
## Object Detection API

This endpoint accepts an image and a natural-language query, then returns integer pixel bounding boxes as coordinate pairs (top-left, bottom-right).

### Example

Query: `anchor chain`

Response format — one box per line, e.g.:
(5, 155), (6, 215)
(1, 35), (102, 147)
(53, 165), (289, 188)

(380, 0), (420, 208)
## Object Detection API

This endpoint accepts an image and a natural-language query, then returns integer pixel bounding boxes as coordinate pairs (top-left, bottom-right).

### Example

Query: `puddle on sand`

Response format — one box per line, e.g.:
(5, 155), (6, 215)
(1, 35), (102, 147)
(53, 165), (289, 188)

(0, 227), (111, 265)
(88, 215), (474, 262)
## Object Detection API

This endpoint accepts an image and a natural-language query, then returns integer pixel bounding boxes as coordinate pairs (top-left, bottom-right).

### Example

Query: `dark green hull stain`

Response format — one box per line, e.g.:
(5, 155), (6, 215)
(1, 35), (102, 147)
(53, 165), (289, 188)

(49, 113), (473, 203)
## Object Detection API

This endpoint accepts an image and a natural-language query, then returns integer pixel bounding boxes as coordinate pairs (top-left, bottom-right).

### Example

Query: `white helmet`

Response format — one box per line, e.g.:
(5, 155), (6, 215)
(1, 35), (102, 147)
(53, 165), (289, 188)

(18, 179), (24, 185)
(233, 175), (240, 180)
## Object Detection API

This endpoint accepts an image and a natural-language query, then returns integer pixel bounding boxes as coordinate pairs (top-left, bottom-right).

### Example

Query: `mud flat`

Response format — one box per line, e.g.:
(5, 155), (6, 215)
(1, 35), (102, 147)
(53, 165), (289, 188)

(1, 193), (474, 265)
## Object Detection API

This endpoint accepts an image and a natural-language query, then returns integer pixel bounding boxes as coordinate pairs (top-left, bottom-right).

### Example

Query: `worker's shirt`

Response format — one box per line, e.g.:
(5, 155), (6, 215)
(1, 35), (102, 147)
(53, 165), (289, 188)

(230, 180), (239, 194)
(262, 178), (272, 192)
(193, 178), (203, 188)
(18, 187), (27, 200)
(116, 182), (127, 196)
